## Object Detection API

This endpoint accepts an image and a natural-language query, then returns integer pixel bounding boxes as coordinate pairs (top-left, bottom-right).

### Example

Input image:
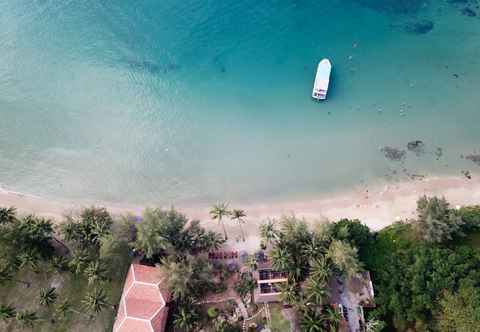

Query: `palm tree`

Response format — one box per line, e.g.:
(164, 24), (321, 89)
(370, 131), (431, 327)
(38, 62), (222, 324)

(55, 300), (72, 320)
(50, 256), (69, 272)
(55, 299), (89, 319)
(326, 240), (361, 278)
(271, 246), (296, 277)
(59, 222), (78, 243)
(0, 206), (16, 225)
(17, 251), (39, 273)
(0, 304), (16, 322)
(322, 306), (342, 332)
(39, 287), (57, 307)
(309, 257), (332, 283)
(0, 266), (31, 288)
(134, 217), (168, 259)
(173, 307), (198, 331)
(84, 261), (107, 286)
(304, 278), (329, 305)
(210, 203), (231, 240)
(164, 259), (194, 301)
(68, 250), (89, 275)
(300, 307), (324, 332)
(303, 234), (328, 261)
(82, 287), (111, 315)
(15, 310), (39, 328)
(259, 219), (279, 245)
(365, 318), (386, 332)
(202, 231), (225, 251)
(279, 281), (299, 306)
(231, 209), (246, 242)
(80, 207), (113, 247)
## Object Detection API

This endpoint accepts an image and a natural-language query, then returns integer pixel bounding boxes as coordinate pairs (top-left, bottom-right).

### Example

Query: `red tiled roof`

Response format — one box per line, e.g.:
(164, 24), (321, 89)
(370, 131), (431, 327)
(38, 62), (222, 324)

(113, 264), (170, 332)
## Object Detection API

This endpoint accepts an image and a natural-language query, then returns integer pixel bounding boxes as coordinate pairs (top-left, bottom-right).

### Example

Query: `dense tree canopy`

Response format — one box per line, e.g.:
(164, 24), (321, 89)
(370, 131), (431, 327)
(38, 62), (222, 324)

(135, 208), (224, 259)
(437, 281), (480, 332)
(263, 215), (364, 330)
(59, 207), (113, 252)
(366, 221), (480, 330)
(413, 196), (464, 243)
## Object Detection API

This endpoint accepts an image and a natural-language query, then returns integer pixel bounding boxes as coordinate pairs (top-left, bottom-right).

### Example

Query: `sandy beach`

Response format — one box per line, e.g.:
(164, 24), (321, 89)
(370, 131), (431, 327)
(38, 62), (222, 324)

(2, 175), (480, 241)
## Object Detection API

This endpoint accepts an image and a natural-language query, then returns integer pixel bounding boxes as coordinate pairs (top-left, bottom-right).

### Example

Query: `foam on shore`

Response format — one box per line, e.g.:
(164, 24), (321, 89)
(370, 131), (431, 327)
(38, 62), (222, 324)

(2, 175), (479, 235)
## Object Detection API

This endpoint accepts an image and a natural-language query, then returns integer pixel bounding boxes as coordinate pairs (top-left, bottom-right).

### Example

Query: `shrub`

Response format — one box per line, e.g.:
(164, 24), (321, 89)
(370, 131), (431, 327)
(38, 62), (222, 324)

(207, 307), (219, 318)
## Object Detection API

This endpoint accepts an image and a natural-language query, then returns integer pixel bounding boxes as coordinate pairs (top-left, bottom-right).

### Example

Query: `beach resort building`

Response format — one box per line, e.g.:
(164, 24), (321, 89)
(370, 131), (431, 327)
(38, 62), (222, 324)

(327, 271), (375, 332)
(113, 264), (170, 332)
(251, 259), (375, 332)
(252, 261), (288, 303)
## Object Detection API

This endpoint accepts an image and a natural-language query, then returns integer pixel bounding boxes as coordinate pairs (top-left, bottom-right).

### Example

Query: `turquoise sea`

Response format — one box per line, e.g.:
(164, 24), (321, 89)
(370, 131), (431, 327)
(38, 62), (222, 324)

(1, 0), (479, 206)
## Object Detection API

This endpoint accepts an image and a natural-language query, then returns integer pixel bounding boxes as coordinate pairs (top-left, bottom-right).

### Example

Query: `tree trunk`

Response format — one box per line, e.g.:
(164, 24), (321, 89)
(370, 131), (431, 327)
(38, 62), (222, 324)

(221, 220), (228, 240)
(240, 223), (246, 242)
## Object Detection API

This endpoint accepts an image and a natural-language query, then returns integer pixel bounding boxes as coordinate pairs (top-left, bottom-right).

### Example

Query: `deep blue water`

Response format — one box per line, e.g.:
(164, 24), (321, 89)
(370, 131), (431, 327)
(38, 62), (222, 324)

(1, 0), (479, 206)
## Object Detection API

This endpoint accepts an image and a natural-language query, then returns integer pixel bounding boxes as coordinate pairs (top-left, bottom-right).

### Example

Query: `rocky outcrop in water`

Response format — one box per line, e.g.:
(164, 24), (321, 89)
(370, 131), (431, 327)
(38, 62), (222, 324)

(466, 154), (480, 166)
(462, 7), (477, 16)
(407, 140), (425, 155)
(381, 146), (406, 161)
(404, 20), (434, 34)
(462, 170), (472, 179)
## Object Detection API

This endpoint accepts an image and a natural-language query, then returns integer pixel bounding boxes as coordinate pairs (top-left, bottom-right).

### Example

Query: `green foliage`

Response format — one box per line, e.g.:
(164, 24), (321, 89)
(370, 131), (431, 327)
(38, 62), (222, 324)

(50, 255), (69, 272)
(6, 215), (54, 259)
(174, 306), (200, 331)
(210, 202), (231, 240)
(437, 281), (480, 332)
(304, 276), (329, 305)
(0, 206), (16, 225)
(234, 272), (256, 304)
(15, 310), (39, 328)
(60, 206), (112, 252)
(368, 221), (480, 330)
(213, 316), (241, 332)
(55, 300), (73, 320)
(298, 305), (342, 332)
(163, 255), (214, 302)
(135, 208), (224, 259)
(84, 260), (108, 285)
(99, 233), (131, 279)
(207, 307), (219, 318)
(458, 205), (480, 231)
(365, 318), (386, 332)
(259, 219), (279, 245)
(269, 215), (315, 281)
(231, 209), (246, 241)
(331, 218), (374, 260)
(39, 287), (57, 306)
(326, 239), (362, 278)
(0, 206), (126, 331)
(82, 287), (109, 315)
(278, 280), (301, 306)
(17, 250), (41, 272)
(0, 304), (16, 321)
(413, 196), (464, 243)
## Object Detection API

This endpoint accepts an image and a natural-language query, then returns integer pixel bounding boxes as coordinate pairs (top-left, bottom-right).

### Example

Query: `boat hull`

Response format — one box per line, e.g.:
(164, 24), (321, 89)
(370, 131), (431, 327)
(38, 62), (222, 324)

(312, 59), (332, 101)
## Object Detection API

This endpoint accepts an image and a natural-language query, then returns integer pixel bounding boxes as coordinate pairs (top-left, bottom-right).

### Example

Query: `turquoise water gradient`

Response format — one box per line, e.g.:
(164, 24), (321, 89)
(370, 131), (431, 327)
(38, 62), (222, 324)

(0, 0), (479, 205)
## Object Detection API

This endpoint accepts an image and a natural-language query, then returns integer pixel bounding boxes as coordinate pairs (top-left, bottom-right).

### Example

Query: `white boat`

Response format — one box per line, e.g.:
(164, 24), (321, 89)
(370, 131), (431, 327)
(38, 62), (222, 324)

(312, 59), (332, 100)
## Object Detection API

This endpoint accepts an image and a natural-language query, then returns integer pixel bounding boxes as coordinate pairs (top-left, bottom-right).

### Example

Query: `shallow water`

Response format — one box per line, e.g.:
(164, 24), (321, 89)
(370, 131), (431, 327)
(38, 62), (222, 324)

(0, 0), (479, 206)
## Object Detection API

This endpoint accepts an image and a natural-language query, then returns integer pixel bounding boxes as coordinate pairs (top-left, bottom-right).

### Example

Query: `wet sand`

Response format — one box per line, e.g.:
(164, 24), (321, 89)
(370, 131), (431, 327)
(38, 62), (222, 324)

(2, 175), (479, 239)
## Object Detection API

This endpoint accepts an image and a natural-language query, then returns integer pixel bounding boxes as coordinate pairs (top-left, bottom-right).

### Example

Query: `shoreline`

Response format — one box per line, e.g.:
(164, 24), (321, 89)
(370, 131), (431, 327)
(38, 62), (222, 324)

(2, 175), (480, 236)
